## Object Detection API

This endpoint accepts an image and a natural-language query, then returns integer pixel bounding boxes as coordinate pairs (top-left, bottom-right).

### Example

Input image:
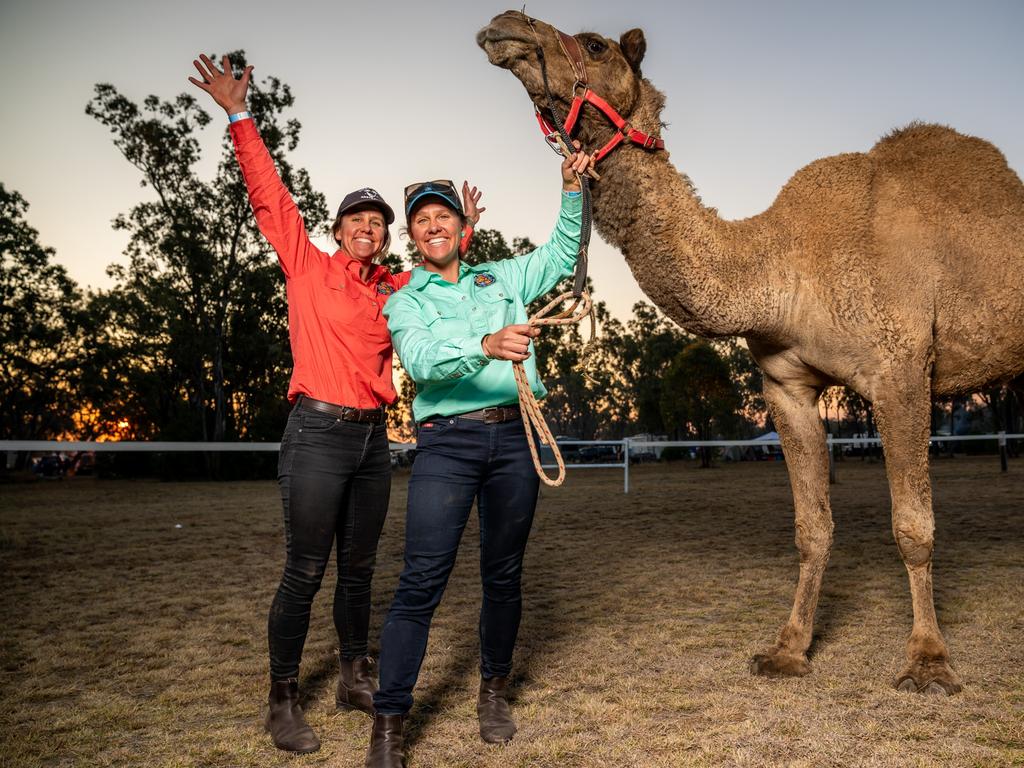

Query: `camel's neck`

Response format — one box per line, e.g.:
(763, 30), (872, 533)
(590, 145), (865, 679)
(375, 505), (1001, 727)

(587, 83), (778, 338)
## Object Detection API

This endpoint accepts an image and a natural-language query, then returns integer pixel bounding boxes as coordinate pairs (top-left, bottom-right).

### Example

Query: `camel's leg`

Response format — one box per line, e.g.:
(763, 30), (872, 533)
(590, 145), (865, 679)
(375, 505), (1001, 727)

(874, 379), (963, 696)
(750, 371), (833, 678)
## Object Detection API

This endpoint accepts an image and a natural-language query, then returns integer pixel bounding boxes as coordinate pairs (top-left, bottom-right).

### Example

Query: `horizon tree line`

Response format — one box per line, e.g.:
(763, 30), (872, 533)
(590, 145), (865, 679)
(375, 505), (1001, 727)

(2, 54), (1020, 471)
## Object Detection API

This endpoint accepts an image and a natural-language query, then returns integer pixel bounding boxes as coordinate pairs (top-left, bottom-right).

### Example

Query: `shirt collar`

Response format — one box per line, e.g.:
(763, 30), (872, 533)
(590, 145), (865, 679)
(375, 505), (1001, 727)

(336, 250), (385, 284)
(408, 261), (473, 290)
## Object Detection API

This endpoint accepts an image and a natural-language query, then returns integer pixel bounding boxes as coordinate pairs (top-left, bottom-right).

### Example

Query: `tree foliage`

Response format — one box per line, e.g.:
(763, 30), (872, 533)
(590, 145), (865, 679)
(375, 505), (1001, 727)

(0, 184), (82, 443)
(660, 340), (744, 466)
(82, 51), (326, 444)
(610, 302), (693, 434)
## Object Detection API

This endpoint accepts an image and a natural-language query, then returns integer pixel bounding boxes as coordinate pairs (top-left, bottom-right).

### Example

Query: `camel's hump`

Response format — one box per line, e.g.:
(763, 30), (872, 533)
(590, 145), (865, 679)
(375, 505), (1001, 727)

(868, 121), (1023, 213)
(870, 121), (1013, 170)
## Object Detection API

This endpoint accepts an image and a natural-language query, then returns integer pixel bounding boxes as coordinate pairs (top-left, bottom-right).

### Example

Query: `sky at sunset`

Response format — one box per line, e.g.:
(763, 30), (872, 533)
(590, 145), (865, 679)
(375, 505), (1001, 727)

(2, 0), (1022, 322)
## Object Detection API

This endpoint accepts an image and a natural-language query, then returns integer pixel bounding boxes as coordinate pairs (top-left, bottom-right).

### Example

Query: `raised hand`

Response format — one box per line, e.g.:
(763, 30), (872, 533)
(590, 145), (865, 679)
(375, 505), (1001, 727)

(482, 323), (541, 362)
(462, 181), (486, 227)
(560, 140), (595, 191)
(188, 54), (252, 115)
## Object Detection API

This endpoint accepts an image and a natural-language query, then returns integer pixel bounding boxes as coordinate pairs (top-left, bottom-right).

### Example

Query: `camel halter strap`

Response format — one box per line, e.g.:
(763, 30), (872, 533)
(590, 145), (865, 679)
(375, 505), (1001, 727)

(529, 23), (665, 166)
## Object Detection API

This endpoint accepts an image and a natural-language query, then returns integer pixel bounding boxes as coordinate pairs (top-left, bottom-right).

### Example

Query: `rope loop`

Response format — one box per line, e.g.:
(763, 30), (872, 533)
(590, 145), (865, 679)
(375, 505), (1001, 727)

(514, 290), (595, 487)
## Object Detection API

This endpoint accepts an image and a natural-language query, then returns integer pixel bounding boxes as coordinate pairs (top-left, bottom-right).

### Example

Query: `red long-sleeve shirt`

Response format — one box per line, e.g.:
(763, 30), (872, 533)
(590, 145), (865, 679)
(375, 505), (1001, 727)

(230, 119), (409, 408)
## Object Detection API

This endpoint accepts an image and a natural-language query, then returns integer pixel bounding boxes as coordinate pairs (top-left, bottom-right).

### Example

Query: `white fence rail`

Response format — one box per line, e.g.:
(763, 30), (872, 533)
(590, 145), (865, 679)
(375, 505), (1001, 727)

(3, 433), (1020, 494)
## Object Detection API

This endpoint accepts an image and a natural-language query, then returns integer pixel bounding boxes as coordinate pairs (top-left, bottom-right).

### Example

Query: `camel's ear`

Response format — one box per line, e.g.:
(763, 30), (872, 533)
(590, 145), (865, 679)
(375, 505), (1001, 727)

(619, 28), (646, 74)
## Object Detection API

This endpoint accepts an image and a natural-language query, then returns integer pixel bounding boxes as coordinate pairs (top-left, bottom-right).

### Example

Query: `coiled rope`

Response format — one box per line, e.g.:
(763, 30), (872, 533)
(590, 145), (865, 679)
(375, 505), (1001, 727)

(513, 291), (595, 486)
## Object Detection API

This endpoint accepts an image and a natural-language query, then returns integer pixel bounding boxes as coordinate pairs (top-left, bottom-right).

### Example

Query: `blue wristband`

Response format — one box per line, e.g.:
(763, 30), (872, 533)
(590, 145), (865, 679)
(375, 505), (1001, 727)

(563, 190), (581, 197)
(228, 111), (252, 124)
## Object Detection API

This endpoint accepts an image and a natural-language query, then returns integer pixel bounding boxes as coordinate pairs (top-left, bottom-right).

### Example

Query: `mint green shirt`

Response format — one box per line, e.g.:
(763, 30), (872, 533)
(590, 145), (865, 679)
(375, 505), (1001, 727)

(384, 192), (582, 422)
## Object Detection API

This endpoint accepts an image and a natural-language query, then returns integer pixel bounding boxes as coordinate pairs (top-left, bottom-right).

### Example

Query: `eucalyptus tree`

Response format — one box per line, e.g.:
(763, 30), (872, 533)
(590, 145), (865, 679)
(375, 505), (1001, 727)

(85, 51), (327, 446)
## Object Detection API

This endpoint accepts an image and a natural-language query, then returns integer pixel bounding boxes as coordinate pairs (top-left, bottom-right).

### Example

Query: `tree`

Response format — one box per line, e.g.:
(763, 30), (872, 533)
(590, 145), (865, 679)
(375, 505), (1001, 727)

(712, 337), (766, 431)
(660, 340), (744, 467)
(613, 301), (693, 435)
(531, 275), (614, 439)
(0, 183), (82, 450)
(463, 228), (519, 266)
(84, 51), (327, 451)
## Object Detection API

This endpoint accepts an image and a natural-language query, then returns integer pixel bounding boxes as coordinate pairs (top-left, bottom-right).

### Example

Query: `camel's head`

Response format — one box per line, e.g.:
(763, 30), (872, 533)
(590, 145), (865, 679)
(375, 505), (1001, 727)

(477, 11), (647, 150)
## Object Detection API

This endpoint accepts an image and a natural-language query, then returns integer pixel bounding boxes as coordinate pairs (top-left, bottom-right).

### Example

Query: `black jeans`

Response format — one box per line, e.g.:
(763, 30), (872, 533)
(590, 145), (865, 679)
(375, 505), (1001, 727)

(373, 417), (540, 715)
(268, 402), (391, 681)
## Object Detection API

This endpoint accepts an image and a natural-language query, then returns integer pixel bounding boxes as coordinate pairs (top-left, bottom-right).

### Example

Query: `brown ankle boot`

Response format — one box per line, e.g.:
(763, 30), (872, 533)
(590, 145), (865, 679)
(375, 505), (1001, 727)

(365, 713), (405, 768)
(337, 655), (377, 716)
(264, 679), (320, 753)
(477, 676), (516, 744)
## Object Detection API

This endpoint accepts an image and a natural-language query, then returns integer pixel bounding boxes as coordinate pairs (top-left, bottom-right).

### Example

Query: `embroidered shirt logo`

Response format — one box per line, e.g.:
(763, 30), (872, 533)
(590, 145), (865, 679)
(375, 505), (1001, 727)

(376, 282), (396, 296)
(359, 188), (381, 200)
(474, 272), (497, 287)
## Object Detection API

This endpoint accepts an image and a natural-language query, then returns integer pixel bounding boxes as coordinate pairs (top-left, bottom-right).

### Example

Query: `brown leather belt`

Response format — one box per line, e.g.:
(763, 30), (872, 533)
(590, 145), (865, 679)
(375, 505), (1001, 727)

(447, 405), (521, 424)
(297, 395), (385, 425)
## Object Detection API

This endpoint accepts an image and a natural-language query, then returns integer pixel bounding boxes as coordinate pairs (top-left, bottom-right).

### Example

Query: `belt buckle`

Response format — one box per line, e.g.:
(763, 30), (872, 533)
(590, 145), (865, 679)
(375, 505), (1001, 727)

(481, 407), (501, 424)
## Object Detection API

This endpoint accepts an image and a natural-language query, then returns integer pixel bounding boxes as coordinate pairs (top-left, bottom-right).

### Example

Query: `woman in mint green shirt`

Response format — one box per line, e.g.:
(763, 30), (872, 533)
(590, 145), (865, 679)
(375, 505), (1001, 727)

(365, 149), (592, 766)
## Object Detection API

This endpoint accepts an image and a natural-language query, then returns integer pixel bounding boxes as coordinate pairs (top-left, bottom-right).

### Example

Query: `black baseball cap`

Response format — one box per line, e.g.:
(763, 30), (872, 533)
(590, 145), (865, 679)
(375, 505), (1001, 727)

(336, 187), (395, 225)
(404, 179), (464, 222)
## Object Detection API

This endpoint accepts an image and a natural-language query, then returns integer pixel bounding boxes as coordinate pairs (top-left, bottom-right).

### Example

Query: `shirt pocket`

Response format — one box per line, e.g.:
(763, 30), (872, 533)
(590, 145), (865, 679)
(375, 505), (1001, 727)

(318, 273), (359, 322)
(476, 283), (515, 324)
(319, 274), (391, 345)
(422, 298), (468, 337)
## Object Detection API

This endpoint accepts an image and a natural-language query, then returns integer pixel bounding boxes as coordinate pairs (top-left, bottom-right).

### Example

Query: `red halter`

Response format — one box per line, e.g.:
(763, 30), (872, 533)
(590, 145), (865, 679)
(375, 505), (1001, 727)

(533, 28), (665, 165)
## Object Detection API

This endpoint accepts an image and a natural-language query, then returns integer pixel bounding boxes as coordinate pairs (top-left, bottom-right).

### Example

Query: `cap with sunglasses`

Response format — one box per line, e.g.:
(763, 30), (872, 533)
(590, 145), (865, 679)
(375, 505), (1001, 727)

(404, 179), (464, 222)
(336, 187), (395, 225)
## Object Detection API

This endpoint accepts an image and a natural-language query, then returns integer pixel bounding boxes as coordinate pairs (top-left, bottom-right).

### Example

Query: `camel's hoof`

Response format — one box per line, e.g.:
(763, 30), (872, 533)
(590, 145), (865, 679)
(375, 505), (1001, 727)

(896, 676), (918, 693)
(749, 651), (811, 678)
(894, 662), (962, 696)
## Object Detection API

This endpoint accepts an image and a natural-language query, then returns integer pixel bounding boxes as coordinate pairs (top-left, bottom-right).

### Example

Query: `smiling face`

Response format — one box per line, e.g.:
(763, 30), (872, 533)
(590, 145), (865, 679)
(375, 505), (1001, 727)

(409, 201), (463, 273)
(334, 205), (387, 263)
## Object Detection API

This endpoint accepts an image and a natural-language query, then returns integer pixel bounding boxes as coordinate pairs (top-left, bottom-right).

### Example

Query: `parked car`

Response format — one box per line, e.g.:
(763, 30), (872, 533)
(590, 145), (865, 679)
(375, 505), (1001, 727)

(33, 454), (65, 479)
(577, 444), (620, 463)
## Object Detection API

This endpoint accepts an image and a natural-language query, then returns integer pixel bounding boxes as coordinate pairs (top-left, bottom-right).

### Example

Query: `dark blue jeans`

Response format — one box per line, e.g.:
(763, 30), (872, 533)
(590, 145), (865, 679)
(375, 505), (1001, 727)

(373, 416), (541, 715)
(268, 402), (391, 680)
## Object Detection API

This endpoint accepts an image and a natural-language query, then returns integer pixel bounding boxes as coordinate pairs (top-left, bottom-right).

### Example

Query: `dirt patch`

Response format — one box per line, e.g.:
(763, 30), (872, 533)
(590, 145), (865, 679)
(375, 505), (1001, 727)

(1, 457), (1021, 767)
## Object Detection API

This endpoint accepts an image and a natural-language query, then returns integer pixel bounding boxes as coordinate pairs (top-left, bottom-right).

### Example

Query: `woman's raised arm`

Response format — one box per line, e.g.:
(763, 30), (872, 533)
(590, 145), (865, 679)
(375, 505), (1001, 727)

(188, 54), (323, 278)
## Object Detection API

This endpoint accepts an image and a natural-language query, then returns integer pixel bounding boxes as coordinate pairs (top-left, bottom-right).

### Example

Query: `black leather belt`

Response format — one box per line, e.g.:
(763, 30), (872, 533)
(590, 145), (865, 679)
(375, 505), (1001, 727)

(297, 395), (385, 424)
(444, 405), (521, 424)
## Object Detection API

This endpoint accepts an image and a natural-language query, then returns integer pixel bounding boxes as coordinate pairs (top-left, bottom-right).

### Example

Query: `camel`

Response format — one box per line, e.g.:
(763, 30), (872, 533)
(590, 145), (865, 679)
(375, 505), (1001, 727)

(478, 10), (1024, 695)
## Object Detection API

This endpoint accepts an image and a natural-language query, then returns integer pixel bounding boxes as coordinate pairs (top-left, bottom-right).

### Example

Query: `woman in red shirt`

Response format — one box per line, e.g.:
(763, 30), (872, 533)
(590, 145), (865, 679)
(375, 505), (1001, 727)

(189, 55), (480, 754)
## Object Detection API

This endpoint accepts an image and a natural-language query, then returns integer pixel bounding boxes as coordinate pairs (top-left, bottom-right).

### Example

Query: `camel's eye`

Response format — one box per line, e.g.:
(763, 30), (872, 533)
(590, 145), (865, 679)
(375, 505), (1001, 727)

(584, 38), (607, 55)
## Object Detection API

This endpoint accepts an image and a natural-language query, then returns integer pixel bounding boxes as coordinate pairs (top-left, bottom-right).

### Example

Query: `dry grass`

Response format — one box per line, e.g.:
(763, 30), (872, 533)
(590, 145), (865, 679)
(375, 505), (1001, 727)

(1, 457), (1022, 767)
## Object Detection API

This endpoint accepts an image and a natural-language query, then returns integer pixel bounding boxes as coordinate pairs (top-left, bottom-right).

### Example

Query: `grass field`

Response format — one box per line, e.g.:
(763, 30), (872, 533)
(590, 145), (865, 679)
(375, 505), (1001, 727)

(1, 456), (1022, 767)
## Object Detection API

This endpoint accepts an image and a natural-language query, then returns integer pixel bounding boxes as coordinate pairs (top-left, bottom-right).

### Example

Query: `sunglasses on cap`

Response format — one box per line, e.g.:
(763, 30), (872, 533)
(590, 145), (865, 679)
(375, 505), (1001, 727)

(404, 179), (464, 219)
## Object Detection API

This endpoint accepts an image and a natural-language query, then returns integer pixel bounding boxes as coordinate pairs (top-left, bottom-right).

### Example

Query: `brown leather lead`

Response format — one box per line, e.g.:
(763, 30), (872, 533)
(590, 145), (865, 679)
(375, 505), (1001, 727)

(556, 30), (587, 85)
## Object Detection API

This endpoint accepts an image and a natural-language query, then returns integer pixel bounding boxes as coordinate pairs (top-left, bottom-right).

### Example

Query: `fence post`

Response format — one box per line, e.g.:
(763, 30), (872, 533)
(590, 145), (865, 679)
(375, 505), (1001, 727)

(623, 439), (630, 494)
(827, 433), (836, 484)
(999, 430), (1008, 473)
